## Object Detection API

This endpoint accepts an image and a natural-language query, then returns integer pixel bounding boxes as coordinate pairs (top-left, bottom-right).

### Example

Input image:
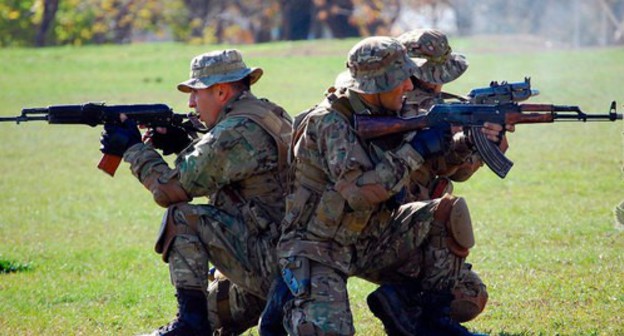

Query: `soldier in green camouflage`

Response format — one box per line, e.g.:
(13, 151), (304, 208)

(100, 49), (292, 335)
(270, 36), (506, 335)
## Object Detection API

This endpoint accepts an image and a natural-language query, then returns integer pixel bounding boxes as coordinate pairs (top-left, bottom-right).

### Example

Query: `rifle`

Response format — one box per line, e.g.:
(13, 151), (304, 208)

(355, 101), (622, 178)
(0, 102), (205, 176)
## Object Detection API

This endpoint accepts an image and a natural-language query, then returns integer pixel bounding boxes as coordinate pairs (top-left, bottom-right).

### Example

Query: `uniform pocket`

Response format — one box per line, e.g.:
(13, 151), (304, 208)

(334, 209), (373, 245)
(308, 189), (345, 240)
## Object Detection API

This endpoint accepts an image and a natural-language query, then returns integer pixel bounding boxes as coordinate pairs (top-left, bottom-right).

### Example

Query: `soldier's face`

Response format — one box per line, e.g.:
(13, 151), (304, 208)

(189, 87), (221, 128)
(378, 77), (414, 111)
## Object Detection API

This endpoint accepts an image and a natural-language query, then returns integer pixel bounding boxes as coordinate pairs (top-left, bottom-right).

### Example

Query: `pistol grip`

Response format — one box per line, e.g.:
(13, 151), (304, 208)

(97, 154), (122, 177)
(470, 126), (513, 178)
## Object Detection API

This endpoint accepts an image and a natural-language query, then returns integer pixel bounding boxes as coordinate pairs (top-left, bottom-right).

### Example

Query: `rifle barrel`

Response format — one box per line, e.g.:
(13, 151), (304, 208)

(0, 115), (49, 123)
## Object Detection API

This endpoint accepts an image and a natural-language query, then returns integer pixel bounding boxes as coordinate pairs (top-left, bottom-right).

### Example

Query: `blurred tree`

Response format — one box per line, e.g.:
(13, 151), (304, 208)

(3, 0), (623, 47)
(0, 0), (37, 47)
(52, 0), (171, 45)
(445, 0), (472, 36)
(314, 0), (360, 38)
(281, 0), (313, 40)
(35, 0), (59, 46)
(351, 0), (400, 36)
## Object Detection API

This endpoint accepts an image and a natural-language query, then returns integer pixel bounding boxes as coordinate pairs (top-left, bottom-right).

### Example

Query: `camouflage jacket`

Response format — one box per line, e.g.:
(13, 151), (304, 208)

(277, 89), (424, 271)
(125, 91), (292, 228)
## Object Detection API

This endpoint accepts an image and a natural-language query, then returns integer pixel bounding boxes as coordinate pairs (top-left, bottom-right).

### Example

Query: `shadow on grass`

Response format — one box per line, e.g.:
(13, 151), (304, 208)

(476, 330), (535, 336)
(0, 258), (32, 274)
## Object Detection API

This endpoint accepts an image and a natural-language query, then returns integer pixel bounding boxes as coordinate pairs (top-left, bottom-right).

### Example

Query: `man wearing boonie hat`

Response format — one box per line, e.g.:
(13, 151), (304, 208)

(259, 36), (502, 335)
(100, 49), (292, 335)
(361, 29), (508, 336)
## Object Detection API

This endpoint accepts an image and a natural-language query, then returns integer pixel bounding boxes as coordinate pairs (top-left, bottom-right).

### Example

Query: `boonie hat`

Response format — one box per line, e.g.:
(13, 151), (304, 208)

(177, 49), (263, 93)
(341, 36), (417, 94)
(398, 29), (468, 84)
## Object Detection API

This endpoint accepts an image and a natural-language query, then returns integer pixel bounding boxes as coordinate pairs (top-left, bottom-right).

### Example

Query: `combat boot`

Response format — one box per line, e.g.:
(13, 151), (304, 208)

(140, 288), (211, 336)
(367, 284), (425, 336)
(368, 285), (481, 336)
(419, 290), (481, 336)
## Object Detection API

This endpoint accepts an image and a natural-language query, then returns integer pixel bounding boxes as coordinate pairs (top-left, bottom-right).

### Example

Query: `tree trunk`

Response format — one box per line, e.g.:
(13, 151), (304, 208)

(448, 0), (473, 36)
(322, 0), (359, 38)
(35, 0), (60, 47)
(184, 0), (213, 39)
(281, 0), (313, 40)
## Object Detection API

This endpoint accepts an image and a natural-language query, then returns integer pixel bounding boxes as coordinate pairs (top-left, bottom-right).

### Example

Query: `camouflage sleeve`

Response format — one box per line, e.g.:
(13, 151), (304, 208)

(310, 111), (424, 210)
(124, 142), (175, 183)
(176, 116), (278, 197)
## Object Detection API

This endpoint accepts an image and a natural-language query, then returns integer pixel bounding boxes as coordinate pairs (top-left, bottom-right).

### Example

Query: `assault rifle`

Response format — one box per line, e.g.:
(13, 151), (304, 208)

(0, 102), (205, 176)
(355, 101), (621, 178)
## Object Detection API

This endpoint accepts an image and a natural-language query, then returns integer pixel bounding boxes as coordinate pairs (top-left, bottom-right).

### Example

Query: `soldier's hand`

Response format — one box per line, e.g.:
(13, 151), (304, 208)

(410, 123), (452, 159)
(146, 125), (193, 155)
(481, 122), (515, 143)
(100, 119), (141, 156)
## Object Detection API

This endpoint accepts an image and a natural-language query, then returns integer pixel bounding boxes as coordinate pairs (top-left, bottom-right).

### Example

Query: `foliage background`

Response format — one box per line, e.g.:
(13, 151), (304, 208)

(2, 0), (624, 47)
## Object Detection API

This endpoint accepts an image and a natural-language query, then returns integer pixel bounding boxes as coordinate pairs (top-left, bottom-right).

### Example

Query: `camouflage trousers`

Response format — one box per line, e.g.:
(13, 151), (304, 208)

(206, 271), (266, 335)
(283, 200), (471, 336)
(164, 203), (279, 333)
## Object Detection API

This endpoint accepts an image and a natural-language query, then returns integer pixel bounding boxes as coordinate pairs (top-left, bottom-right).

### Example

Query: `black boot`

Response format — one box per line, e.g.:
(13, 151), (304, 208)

(367, 284), (425, 336)
(367, 285), (481, 336)
(141, 288), (211, 336)
(420, 290), (481, 336)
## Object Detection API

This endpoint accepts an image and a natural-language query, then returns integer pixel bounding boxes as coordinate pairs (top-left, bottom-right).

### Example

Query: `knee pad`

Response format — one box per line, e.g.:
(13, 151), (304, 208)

(451, 269), (488, 322)
(155, 203), (201, 262)
(434, 195), (475, 258)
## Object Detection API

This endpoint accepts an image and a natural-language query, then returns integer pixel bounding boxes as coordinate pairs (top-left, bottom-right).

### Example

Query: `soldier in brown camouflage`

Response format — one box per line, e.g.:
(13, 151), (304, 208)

(100, 49), (292, 335)
(270, 36), (507, 336)
(360, 29), (498, 334)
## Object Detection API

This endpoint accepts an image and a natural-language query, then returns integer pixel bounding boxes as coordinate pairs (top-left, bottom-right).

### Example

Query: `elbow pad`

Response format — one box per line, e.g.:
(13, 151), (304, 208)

(143, 174), (191, 208)
(336, 180), (391, 211)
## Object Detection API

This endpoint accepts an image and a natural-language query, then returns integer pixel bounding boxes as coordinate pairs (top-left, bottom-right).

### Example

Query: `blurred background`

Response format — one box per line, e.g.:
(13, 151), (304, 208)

(2, 0), (624, 48)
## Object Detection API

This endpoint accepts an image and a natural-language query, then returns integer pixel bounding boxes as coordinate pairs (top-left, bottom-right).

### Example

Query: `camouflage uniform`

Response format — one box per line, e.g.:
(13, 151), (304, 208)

(124, 50), (292, 335)
(397, 28), (488, 323)
(275, 37), (476, 335)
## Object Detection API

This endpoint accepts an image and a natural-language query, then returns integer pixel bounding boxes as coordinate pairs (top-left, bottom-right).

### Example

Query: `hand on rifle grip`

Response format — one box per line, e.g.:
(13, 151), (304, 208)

(98, 119), (141, 176)
(410, 123), (452, 159)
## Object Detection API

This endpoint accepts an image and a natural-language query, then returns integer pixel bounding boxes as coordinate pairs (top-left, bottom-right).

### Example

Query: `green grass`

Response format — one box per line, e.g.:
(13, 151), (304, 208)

(1, 38), (623, 335)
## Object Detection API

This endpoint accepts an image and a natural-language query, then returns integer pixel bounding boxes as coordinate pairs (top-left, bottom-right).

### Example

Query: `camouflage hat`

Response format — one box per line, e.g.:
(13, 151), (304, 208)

(397, 29), (468, 84)
(333, 70), (354, 89)
(343, 36), (417, 94)
(177, 49), (263, 93)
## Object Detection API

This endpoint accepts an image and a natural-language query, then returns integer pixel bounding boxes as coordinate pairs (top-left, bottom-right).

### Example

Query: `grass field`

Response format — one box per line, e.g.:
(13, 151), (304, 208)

(0, 37), (623, 335)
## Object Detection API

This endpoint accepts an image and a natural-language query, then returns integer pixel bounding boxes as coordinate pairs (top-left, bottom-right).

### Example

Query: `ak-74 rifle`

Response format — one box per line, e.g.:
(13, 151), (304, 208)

(0, 102), (206, 176)
(356, 79), (622, 178)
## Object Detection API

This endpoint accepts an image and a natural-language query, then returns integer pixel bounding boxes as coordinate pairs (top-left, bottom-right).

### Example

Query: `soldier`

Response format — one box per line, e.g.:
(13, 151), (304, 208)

(99, 49), (292, 335)
(269, 36), (506, 335)
(364, 29), (505, 335)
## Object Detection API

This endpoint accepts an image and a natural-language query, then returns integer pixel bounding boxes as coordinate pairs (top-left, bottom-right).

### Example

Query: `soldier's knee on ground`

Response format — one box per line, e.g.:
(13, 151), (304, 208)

(451, 269), (488, 322)
(207, 274), (264, 335)
(433, 194), (474, 258)
(284, 262), (354, 336)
